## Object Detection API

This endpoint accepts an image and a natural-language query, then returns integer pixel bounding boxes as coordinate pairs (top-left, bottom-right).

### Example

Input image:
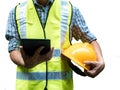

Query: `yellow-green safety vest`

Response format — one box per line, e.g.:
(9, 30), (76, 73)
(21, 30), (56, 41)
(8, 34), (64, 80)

(15, 0), (73, 90)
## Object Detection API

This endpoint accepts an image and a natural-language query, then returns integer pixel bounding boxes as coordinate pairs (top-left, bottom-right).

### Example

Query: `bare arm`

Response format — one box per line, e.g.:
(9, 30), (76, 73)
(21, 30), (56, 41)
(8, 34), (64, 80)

(10, 47), (54, 68)
(91, 40), (104, 62)
(10, 50), (25, 67)
(84, 40), (105, 78)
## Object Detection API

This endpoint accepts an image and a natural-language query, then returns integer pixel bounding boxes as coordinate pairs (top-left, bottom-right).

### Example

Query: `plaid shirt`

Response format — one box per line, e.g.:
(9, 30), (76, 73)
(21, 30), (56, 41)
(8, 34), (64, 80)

(5, 0), (96, 52)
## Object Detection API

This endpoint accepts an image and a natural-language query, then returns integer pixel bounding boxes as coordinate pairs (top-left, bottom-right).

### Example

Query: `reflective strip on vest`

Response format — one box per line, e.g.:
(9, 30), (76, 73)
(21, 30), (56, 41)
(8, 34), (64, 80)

(16, 1), (27, 38)
(61, 0), (69, 44)
(53, 49), (60, 57)
(17, 71), (72, 80)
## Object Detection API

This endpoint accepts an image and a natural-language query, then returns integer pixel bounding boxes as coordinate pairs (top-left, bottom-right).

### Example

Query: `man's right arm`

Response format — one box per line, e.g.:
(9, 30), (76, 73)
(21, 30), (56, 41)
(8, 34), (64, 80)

(10, 50), (25, 67)
(10, 46), (54, 68)
(5, 8), (20, 52)
(5, 7), (54, 68)
(5, 7), (24, 66)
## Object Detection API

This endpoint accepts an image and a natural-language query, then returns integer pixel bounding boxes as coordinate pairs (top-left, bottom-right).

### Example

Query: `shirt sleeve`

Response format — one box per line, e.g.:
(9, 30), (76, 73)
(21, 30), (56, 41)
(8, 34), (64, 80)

(5, 7), (20, 52)
(70, 6), (97, 43)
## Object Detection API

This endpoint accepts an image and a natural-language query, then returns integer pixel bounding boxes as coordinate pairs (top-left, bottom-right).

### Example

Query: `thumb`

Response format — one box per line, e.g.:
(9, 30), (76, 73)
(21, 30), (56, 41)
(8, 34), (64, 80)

(20, 46), (24, 54)
(20, 46), (26, 57)
(84, 61), (96, 65)
(34, 46), (45, 55)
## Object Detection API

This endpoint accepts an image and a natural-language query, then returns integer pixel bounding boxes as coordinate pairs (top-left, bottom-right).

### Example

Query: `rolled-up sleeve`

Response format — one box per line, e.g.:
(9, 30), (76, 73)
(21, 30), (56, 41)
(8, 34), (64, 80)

(71, 6), (97, 43)
(5, 8), (20, 52)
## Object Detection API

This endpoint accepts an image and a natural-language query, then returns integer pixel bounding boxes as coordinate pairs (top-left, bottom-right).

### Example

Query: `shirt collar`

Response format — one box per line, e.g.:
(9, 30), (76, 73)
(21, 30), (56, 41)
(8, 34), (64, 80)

(33, 0), (53, 6)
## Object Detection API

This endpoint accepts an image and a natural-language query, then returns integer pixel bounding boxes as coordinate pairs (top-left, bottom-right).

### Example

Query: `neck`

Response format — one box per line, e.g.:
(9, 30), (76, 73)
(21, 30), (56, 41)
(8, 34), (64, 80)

(37, 0), (49, 6)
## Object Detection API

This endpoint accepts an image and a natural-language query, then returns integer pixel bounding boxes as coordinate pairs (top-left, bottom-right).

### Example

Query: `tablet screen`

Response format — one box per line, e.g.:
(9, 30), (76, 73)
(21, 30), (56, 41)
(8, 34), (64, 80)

(20, 39), (50, 56)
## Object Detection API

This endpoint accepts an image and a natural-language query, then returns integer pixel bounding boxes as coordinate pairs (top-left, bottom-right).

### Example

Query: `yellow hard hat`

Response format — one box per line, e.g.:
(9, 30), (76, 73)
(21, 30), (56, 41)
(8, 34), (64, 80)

(62, 42), (97, 70)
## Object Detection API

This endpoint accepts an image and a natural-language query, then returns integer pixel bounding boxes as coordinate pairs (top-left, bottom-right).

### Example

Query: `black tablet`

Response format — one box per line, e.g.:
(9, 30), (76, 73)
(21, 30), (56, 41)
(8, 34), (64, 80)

(20, 39), (51, 56)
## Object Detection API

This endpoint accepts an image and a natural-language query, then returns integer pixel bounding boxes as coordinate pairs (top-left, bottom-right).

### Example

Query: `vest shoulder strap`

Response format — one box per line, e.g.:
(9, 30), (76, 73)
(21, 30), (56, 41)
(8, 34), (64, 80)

(15, 4), (21, 39)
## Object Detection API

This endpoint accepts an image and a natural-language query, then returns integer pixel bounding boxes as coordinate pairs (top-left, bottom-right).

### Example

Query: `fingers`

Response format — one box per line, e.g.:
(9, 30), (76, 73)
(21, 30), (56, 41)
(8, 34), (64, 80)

(84, 61), (97, 65)
(84, 61), (101, 78)
(44, 47), (54, 60)
(21, 46), (54, 67)
(48, 47), (54, 56)
(50, 47), (54, 53)
(34, 46), (45, 56)
(34, 47), (54, 62)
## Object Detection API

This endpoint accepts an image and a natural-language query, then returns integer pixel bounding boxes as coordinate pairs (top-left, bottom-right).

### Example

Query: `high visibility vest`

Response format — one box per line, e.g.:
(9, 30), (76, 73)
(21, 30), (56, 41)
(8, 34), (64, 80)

(15, 0), (73, 90)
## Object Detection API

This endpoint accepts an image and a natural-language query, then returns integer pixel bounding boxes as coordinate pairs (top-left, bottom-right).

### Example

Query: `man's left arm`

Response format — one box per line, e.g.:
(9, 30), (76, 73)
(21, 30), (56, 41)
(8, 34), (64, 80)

(84, 40), (105, 78)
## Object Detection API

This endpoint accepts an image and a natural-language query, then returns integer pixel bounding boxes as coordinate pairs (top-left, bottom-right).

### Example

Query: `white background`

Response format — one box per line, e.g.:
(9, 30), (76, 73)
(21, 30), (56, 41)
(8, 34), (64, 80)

(0, 0), (120, 90)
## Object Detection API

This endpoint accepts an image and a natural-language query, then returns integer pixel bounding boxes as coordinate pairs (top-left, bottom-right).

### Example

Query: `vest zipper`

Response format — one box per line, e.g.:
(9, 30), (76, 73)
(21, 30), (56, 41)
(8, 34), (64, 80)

(33, 1), (54, 89)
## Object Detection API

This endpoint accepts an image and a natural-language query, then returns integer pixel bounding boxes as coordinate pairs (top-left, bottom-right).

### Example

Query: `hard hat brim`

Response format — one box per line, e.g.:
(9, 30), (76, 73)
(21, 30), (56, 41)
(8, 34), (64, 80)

(62, 42), (97, 70)
(62, 51), (89, 70)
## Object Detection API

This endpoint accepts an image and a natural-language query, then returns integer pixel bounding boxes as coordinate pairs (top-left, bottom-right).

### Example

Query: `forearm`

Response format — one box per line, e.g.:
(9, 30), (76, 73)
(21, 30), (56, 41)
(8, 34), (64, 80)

(91, 40), (104, 62)
(84, 40), (105, 78)
(10, 50), (25, 67)
(10, 49), (39, 68)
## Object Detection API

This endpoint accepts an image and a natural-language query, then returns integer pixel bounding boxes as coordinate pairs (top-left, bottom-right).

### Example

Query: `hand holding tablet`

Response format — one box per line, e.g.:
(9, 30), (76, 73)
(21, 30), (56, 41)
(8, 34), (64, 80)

(20, 39), (51, 56)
